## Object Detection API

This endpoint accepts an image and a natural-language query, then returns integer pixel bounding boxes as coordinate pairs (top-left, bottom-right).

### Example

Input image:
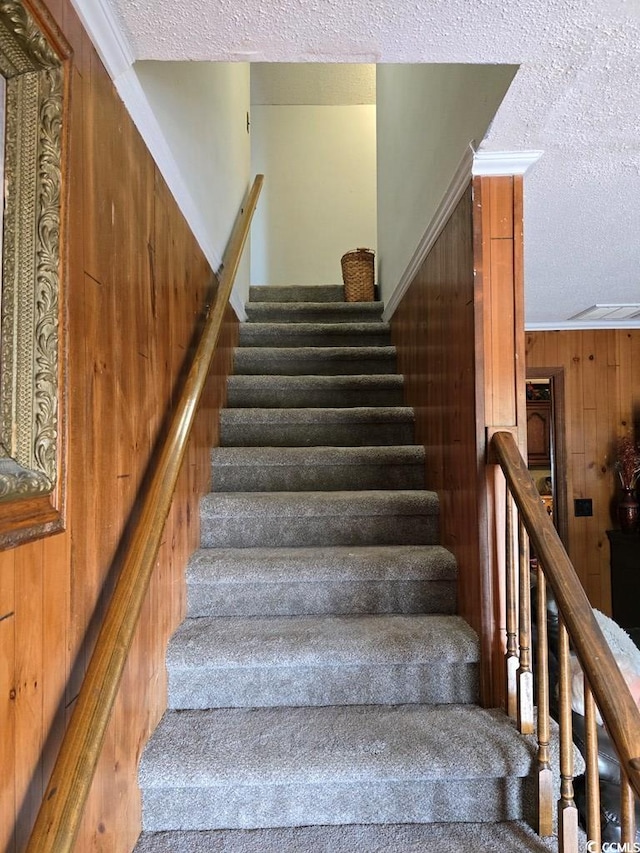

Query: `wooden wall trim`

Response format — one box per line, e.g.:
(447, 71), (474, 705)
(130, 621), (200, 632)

(473, 174), (526, 708)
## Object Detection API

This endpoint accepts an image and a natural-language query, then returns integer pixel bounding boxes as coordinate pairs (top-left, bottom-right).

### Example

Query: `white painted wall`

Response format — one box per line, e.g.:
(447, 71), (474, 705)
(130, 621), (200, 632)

(134, 61), (252, 308)
(250, 105), (377, 286)
(376, 64), (517, 308)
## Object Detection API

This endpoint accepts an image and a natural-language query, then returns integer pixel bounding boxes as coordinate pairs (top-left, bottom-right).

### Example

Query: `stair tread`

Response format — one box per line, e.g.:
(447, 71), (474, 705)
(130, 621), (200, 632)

(201, 490), (439, 516)
(239, 321), (391, 345)
(247, 301), (383, 313)
(187, 545), (457, 583)
(235, 346), (396, 357)
(228, 374), (403, 387)
(134, 821), (559, 852)
(249, 285), (345, 303)
(167, 614), (478, 669)
(220, 406), (414, 423)
(139, 704), (536, 787)
(211, 445), (425, 467)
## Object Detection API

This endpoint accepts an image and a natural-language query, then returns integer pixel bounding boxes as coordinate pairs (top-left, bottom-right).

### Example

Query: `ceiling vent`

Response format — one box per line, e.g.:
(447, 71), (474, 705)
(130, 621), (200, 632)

(569, 304), (640, 322)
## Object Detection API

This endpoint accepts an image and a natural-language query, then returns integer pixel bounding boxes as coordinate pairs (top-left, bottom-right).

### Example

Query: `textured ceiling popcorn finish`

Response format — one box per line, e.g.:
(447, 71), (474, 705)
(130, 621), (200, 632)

(103, 0), (640, 326)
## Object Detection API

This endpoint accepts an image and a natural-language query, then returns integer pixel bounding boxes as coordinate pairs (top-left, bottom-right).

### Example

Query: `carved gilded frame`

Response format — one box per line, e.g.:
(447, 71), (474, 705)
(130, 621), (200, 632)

(0, 0), (70, 548)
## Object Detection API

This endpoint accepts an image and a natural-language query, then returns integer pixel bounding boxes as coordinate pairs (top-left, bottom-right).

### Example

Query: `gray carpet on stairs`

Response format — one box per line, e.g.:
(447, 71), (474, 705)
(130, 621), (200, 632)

(134, 821), (561, 852)
(233, 345), (397, 375)
(138, 704), (539, 830)
(244, 301), (384, 324)
(210, 445), (426, 491)
(219, 406), (415, 447)
(166, 613), (479, 708)
(186, 544), (457, 617)
(239, 321), (391, 347)
(136, 283), (566, 851)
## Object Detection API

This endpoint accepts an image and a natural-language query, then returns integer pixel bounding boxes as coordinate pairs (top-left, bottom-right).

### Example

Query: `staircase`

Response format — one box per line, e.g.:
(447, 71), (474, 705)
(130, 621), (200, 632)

(134, 286), (557, 852)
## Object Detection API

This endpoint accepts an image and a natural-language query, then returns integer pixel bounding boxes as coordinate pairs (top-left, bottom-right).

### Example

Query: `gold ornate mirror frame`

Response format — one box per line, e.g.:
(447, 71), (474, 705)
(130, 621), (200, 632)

(0, 0), (70, 548)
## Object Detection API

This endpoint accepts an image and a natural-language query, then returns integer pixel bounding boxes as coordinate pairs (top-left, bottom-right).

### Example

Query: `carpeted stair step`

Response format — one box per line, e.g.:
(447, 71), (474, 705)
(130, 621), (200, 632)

(245, 301), (383, 324)
(239, 322), (391, 347)
(227, 374), (404, 408)
(199, 490), (439, 548)
(249, 285), (345, 303)
(219, 406), (415, 447)
(233, 346), (397, 375)
(210, 446), (425, 492)
(166, 614), (478, 710)
(138, 704), (538, 831)
(186, 544), (457, 618)
(134, 820), (560, 852)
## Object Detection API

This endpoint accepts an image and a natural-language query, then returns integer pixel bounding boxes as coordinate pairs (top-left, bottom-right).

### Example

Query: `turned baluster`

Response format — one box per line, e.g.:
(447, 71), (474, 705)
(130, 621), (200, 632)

(505, 491), (519, 720)
(517, 516), (534, 734)
(558, 616), (579, 852)
(583, 677), (601, 850)
(536, 567), (553, 836)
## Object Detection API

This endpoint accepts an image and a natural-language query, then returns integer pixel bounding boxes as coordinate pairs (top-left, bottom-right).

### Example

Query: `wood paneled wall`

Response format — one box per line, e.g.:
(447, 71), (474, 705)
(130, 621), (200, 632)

(391, 186), (485, 681)
(526, 329), (640, 613)
(392, 177), (526, 708)
(0, 2), (239, 850)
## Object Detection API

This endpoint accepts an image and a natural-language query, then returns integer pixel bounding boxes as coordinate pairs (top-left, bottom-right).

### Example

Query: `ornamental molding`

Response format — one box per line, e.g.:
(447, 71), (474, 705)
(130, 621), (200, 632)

(0, 0), (64, 503)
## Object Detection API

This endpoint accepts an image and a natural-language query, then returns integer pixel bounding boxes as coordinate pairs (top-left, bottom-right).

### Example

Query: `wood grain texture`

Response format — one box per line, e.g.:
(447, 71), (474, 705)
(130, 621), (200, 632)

(526, 329), (640, 613)
(0, 0), (240, 849)
(491, 429), (640, 804)
(391, 176), (526, 708)
(391, 186), (488, 691)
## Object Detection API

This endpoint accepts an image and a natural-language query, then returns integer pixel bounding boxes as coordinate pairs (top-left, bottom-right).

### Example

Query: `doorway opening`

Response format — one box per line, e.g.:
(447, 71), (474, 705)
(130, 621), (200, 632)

(526, 367), (568, 549)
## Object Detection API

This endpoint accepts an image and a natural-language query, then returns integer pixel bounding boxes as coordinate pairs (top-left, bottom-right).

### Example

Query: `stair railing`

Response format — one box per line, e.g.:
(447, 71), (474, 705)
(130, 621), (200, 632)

(25, 174), (264, 853)
(490, 429), (640, 851)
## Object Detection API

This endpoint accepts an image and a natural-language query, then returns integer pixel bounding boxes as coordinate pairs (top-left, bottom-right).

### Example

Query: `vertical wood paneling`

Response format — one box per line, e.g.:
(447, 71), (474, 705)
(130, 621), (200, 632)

(526, 329), (640, 614)
(391, 186), (485, 686)
(392, 175), (525, 708)
(0, 550), (16, 853)
(2, 1), (241, 850)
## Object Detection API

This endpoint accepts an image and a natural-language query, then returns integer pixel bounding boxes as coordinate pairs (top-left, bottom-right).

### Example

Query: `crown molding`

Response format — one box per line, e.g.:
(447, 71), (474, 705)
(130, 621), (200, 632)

(382, 145), (474, 322)
(383, 144), (545, 321)
(472, 149), (543, 176)
(70, 0), (133, 79)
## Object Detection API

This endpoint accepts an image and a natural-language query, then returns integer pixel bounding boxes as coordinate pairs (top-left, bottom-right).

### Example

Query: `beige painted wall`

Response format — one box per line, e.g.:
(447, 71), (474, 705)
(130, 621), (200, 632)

(135, 61), (252, 306)
(250, 104), (377, 286)
(376, 64), (517, 308)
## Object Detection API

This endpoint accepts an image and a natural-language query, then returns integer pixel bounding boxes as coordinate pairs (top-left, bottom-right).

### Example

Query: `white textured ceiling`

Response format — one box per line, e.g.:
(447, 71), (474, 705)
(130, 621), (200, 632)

(106, 0), (640, 327)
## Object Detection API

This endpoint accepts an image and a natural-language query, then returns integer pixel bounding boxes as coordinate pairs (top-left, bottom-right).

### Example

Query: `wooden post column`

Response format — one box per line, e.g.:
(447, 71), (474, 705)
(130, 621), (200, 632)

(473, 174), (527, 708)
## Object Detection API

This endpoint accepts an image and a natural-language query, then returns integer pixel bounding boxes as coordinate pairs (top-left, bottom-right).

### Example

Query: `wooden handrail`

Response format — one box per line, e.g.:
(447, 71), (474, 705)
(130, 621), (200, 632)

(26, 174), (264, 853)
(491, 429), (640, 801)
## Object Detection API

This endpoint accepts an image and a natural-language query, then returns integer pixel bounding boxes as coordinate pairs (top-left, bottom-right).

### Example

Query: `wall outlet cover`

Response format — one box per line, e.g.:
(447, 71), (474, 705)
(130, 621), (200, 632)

(574, 498), (593, 517)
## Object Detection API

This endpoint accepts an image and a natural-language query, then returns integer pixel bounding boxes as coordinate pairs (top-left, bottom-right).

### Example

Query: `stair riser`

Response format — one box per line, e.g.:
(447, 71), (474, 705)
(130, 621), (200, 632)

(239, 326), (391, 347)
(187, 580), (457, 618)
(200, 515), (439, 548)
(168, 662), (478, 709)
(220, 420), (415, 447)
(142, 777), (533, 831)
(245, 304), (383, 324)
(249, 285), (345, 303)
(233, 350), (397, 376)
(211, 463), (425, 492)
(227, 383), (404, 409)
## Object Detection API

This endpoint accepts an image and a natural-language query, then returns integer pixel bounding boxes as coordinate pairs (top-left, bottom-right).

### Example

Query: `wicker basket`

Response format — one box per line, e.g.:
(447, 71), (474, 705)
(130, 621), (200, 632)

(341, 248), (375, 302)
